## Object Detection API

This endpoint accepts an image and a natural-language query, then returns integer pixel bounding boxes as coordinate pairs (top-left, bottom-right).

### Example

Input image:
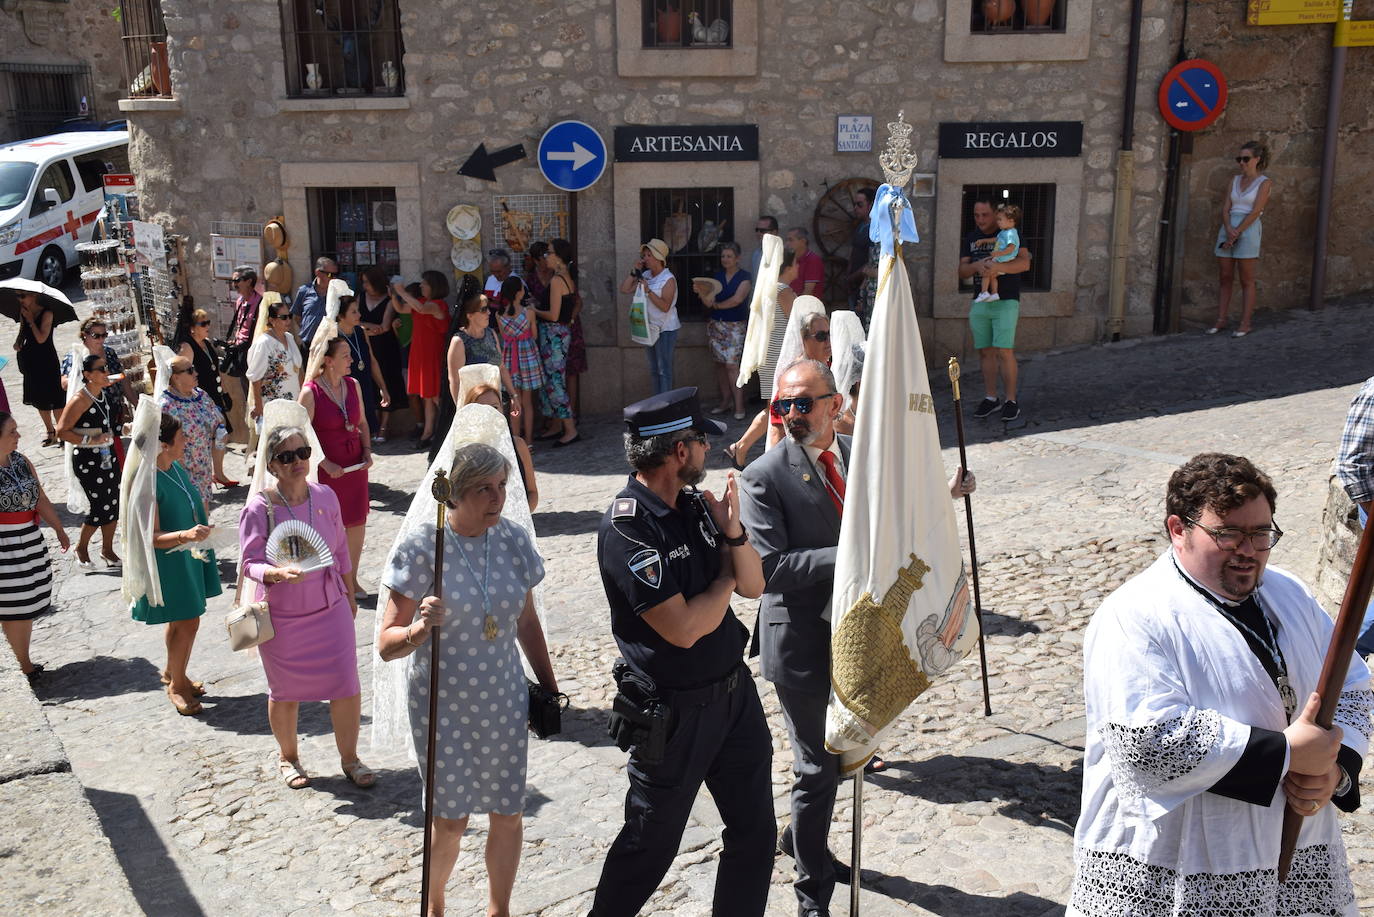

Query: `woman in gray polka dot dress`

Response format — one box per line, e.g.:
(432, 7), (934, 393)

(379, 442), (557, 917)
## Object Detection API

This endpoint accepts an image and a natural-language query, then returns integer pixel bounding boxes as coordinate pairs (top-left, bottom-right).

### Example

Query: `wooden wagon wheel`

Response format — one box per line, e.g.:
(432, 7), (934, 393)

(812, 177), (878, 261)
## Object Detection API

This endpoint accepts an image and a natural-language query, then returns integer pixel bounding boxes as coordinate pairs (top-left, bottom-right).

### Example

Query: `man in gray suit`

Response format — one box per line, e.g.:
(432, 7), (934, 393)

(739, 358), (851, 917)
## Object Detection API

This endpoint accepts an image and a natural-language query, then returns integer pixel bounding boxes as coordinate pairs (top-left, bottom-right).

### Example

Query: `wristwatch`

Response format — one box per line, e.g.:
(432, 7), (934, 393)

(722, 529), (749, 547)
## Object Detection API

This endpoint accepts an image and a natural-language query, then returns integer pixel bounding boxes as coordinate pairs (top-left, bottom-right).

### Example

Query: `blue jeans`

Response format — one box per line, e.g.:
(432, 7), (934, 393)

(1356, 506), (1374, 658)
(646, 329), (677, 395)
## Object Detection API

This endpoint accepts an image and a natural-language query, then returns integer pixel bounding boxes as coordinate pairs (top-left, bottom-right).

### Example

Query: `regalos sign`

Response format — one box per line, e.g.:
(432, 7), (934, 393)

(937, 121), (1083, 159)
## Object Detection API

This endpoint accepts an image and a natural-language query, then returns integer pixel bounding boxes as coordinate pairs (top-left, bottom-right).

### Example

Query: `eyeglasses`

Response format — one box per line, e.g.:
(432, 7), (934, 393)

(269, 311), (289, 321)
(86, 332), (107, 340)
(228, 278), (243, 285)
(1187, 517), (1283, 551)
(1235, 156), (1253, 163)
(770, 393), (838, 417)
(271, 445), (313, 466)
(804, 330), (831, 342)
(317, 270), (337, 278)
(172, 366), (196, 375)
(91, 364), (109, 372)
(678, 432), (707, 447)
(195, 320), (212, 327)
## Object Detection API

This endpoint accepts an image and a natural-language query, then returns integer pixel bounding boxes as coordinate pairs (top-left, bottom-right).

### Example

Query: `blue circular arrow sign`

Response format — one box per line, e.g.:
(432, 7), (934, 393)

(537, 120), (608, 193)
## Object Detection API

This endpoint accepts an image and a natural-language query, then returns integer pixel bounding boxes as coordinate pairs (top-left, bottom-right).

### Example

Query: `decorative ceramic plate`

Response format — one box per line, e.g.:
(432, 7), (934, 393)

(446, 204), (482, 240)
(451, 239), (482, 272)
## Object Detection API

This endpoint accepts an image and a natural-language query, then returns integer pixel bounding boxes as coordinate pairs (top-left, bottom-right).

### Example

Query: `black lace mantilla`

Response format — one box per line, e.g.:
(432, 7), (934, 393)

(1072, 844), (1354, 916)
(1100, 709), (1221, 800)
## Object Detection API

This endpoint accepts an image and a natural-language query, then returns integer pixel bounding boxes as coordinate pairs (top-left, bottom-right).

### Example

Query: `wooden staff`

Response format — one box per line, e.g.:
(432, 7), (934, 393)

(850, 769), (864, 916)
(1278, 517), (1374, 881)
(947, 358), (993, 717)
(420, 470), (452, 917)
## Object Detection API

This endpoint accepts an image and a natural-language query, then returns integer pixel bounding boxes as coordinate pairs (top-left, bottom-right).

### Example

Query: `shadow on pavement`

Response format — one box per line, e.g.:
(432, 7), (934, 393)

(865, 754), (1081, 836)
(534, 509), (604, 538)
(370, 481), (417, 516)
(977, 609), (1042, 638)
(861, 872), (1062, 917)
(196, 692), (337, 737)
(84, 787), (207, 917)
(34, 654), (160, 702)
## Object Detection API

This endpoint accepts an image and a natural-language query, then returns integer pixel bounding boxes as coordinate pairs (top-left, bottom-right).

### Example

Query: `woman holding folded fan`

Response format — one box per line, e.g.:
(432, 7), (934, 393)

(300, 336), (372, 603)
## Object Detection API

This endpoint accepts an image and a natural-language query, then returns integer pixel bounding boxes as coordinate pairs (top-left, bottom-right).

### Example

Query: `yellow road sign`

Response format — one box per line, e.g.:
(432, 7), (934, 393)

(1247, 0), (1341, 25)
(1335, 19), (1374, 45)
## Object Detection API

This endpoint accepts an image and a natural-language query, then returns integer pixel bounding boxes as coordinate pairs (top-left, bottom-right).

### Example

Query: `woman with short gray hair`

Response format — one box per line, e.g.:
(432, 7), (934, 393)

(379, 436), (557, 916)
(239, 406), (372, 790)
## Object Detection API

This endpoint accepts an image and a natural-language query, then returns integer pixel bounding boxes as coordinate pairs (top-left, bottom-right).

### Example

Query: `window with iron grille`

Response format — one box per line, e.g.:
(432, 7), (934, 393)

(959, 183), (1055, 292)
(970, 0), (1067, 33)
(641, 1), (734, 49)
(306, 187), (402, 291)
(118, 0), (172, 98)
(1, 63), (96, 139)
(280, 0), (405, 97)
(639, 187), (735, 323)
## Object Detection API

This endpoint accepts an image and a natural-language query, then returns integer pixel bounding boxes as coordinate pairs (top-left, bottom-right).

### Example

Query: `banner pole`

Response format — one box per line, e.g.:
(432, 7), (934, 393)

(947, 357), (993, 716)
(850, 769), (863, 916)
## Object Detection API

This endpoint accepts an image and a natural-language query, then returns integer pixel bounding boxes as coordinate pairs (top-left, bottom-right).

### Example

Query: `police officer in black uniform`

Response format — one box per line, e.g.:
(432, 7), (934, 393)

(591, 386), (776, 917)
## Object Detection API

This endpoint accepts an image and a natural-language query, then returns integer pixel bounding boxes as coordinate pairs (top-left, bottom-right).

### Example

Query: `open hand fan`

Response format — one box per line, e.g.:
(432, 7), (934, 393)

(265, 519), (334, 573)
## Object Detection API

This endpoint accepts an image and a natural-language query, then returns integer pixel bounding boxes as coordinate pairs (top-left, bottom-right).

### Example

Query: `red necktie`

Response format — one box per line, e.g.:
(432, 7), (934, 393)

(817, 451), (845, 517)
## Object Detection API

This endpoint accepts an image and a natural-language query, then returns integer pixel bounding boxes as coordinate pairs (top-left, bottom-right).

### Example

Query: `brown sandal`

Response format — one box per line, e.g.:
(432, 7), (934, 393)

(166, 686), (202, 716)
(160, 672), (207, 696)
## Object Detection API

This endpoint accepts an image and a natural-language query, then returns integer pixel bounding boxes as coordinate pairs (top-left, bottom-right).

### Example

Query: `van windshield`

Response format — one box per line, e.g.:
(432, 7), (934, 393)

(0, 162), (38, 211)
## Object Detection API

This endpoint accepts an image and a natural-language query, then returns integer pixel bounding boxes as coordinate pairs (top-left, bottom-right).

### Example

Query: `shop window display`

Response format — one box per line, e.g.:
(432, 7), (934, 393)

(306, 187), (401, 289)
(279, 0), (405, 97)
(641, 0), (733, 49)
(639, 186), (735, 322)
(970, 0), (1067, 33)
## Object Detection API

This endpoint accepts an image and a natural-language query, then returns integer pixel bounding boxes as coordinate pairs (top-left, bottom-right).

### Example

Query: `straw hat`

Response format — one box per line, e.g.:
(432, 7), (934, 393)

(641, 238), (670, 263)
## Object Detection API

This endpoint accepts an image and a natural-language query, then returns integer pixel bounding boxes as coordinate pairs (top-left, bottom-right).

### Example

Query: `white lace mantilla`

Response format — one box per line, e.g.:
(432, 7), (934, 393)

(1333, 689), (1374, 744)
(1071, 843), (1354, 917)
(1100, 709), (1221, 801)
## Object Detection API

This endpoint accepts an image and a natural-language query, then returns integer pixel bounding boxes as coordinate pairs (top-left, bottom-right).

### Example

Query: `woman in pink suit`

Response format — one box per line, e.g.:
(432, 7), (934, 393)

(300, 335), (372, 603)
(238, 421), (375, 790)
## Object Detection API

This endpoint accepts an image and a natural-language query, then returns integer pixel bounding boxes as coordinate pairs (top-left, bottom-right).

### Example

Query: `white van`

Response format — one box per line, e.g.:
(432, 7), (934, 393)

(0, 130), (131, 287)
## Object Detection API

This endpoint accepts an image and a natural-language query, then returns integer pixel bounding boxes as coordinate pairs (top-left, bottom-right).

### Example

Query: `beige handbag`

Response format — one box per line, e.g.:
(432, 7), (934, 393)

(225, 497), (276, 651)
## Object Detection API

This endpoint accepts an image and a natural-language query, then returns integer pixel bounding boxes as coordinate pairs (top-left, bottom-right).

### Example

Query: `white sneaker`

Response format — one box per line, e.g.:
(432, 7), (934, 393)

(973, 292), (993, 303)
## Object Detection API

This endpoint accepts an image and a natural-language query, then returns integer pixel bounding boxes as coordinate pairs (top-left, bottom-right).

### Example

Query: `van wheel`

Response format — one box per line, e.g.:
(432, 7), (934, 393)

(36, 247), (66, 288)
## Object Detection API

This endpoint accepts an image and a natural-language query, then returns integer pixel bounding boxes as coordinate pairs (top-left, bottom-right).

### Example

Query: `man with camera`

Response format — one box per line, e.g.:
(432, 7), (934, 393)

(592, 387), (775, 917)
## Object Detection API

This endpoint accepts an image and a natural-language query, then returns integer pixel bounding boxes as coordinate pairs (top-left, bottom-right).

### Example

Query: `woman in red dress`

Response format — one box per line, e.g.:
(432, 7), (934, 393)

(390, 271), (451, 448)
(299, 337), (372, 606)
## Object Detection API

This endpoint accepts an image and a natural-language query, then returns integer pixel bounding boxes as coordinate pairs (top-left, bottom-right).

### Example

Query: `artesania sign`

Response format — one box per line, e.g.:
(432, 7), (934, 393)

(1248, 0), (1341, 26)
(937, 122), (1083, 159)
(613, 124), (759, 162)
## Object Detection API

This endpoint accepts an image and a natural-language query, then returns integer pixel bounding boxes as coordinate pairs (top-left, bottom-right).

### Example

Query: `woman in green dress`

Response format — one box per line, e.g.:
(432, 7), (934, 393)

(129, 412), (223, 716)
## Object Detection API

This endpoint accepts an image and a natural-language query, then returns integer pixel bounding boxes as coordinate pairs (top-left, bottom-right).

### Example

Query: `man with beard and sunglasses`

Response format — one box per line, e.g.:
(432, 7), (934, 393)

(736, 357), (854, 917)
(1069, 453), (1369, 917)
(592, 386), (774, 917)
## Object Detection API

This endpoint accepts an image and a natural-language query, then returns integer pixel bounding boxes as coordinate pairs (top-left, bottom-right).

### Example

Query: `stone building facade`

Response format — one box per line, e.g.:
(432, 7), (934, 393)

(113, 0), (1371, 414)
(0, 0), (127, 143)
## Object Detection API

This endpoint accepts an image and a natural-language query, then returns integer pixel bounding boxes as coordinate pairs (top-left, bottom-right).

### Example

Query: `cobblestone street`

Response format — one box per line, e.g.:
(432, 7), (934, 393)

(13, 299), (1374, 916)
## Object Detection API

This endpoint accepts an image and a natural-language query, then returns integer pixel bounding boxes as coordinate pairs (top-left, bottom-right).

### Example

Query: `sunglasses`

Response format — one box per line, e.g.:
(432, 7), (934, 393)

(86, 332), (108, 339)
(318, 270), (337, 278)
(91, 364), (109, 373)
(804, 330), (831, 342)
(770, 393), (837, 417)
(271, 445), (313, 465)
(172, 366), (196, 375)
(270, 311), (289, 321)
(754, 227), (769, 233)
(1235, 156), (1253, 163)
(196, 320), (212, 327)
(228, 278), (243, 285)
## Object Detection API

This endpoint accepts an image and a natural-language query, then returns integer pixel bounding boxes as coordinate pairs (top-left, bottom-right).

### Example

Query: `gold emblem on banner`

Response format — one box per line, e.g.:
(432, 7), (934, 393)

(831, 553), (932, 726)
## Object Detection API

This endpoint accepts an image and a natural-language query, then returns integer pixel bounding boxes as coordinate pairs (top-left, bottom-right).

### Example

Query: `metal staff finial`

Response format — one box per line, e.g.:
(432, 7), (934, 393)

(879, 111), (918, 192)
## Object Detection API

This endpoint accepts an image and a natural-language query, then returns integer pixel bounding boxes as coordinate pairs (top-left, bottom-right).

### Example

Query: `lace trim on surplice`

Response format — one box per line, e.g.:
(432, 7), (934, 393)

(1100, 709), (1221, 800)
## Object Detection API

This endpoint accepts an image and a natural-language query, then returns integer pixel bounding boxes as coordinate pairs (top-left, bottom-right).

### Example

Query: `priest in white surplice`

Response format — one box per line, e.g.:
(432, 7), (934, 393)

(1070, 453), (1372, 917)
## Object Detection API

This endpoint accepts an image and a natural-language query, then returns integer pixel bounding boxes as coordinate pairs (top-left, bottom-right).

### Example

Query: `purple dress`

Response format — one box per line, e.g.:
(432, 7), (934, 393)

(239, 483), (359, 702)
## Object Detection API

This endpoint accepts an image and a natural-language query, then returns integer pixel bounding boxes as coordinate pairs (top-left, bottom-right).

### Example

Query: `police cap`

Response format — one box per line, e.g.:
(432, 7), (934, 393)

(624, 386), (727, 439)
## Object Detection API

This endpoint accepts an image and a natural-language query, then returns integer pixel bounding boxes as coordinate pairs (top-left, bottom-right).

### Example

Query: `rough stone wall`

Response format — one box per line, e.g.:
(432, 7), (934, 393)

(1314, 475), (1362, 618)
(0, 0), (127, 143)
(129, 0), (1186, 412)
(1181, 4), (1374, 319)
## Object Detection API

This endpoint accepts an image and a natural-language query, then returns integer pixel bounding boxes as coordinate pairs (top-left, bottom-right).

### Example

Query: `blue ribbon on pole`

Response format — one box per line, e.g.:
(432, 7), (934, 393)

(869, 183), (920, 258)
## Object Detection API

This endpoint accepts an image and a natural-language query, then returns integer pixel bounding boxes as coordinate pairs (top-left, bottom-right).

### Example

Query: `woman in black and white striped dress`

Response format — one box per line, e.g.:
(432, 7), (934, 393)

(0, 411), (69, 681)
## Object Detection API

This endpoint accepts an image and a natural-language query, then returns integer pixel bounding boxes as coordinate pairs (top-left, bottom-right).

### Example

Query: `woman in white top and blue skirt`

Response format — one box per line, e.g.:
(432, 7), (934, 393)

(1210, 140), (1272, 339)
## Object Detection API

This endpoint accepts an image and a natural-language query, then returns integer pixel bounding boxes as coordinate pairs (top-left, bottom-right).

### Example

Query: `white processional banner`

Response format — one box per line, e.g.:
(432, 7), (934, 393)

(823, 241), (979, 775)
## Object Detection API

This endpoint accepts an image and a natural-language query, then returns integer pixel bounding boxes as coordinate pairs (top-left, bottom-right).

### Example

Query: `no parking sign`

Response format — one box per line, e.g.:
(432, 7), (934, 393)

(1158, 59), (1228, 132)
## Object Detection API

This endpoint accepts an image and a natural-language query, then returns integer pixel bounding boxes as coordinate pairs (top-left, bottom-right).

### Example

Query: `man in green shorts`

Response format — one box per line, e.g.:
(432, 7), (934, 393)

(959, 198), (1032, 420)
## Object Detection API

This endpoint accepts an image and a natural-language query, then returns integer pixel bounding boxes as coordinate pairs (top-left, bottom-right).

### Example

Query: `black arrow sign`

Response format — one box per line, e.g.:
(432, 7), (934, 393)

(456, 143), (527, 182)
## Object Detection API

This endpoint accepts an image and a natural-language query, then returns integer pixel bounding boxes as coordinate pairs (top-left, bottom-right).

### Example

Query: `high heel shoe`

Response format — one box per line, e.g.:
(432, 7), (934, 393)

(75, 548), (93, 570)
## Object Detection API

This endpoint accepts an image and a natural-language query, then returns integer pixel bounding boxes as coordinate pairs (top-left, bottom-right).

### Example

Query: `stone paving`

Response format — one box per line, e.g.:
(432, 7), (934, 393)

(10, 297), (1374, 915)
